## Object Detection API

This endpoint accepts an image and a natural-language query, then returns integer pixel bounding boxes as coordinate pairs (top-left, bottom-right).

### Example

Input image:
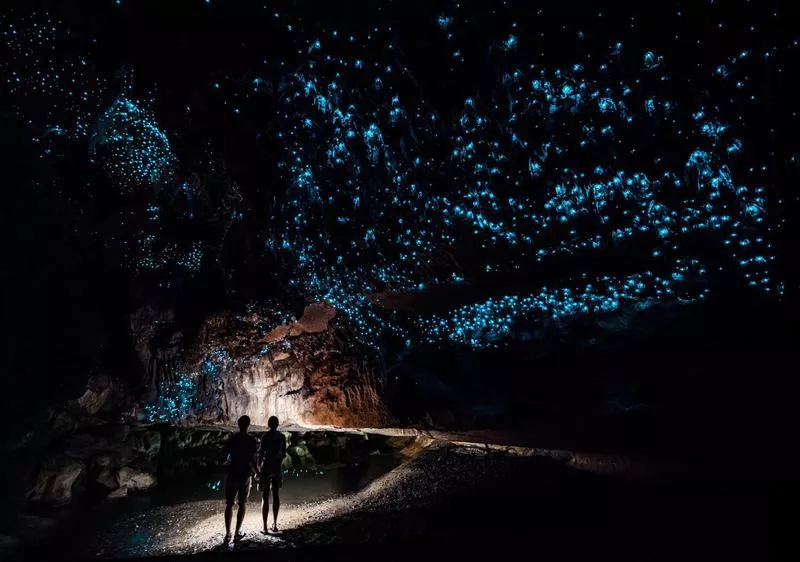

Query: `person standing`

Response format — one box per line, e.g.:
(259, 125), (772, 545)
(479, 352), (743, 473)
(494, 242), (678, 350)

(221, 415), (259, 542)
(258, 415), (287, 533)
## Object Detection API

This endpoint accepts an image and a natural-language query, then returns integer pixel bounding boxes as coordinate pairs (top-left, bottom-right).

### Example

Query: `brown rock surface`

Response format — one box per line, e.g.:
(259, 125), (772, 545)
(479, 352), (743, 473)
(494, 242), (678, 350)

(296, 303), (336, 333)
(178, 303), (387, 428)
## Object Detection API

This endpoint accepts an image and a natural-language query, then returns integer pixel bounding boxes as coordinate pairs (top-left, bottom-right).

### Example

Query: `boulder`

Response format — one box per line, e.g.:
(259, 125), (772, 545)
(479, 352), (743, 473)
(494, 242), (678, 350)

(30, 455), (85, 505)
(261, 303), (336, 344)
(106, 487), (128, 499)
(306, 434), (337, 464)
(77, 376), (128, 416)
(117, 467), (157, 492)
(94, 455), (120, 490)
(51, 410), (82, 436)
(50, 406), (107, 437)
(262, 324), (292, 344)
(288, 440), (316, 468)
(296, 303), (336, 333)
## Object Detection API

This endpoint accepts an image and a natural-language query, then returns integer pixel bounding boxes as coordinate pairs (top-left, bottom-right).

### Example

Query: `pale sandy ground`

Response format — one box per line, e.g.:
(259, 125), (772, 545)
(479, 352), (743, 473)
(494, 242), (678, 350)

(85, 440), (473, 558)
(79, 438), (767, 561)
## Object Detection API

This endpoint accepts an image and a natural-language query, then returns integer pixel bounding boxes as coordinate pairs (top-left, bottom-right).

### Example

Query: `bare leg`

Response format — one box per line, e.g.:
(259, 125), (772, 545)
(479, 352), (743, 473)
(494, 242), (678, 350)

(235, 502), (246, 535)
(262, 482), (270, 532)
(233, 479), (253, 539)
(272, 485), (280, 530)
(224, 504), (233, 539)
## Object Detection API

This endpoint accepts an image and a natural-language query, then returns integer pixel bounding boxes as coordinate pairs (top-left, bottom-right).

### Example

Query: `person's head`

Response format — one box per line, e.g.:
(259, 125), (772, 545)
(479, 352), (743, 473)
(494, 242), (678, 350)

(267, 416), (279, 430)
(237, 415), (251, 432)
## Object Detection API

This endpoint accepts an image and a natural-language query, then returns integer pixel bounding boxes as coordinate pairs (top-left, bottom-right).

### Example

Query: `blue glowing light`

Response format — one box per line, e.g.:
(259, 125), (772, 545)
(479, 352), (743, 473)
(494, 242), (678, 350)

(2, 8), (783, 358)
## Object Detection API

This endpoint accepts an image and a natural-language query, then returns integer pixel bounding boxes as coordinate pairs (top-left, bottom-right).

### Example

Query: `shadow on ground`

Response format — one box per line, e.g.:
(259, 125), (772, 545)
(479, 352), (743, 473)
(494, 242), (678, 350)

(51, 442), (767, 562)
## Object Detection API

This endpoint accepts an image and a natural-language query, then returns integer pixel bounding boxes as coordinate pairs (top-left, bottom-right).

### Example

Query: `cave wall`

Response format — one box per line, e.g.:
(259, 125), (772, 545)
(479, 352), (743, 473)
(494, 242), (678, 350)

(219, 357), (307, 427)
(131, 302), (388, 428)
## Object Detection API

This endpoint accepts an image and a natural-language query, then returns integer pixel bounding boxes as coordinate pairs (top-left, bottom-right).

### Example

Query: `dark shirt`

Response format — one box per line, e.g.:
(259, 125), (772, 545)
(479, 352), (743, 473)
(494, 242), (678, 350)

(258, 429), (287, 473)
(223, 432), (258, 480)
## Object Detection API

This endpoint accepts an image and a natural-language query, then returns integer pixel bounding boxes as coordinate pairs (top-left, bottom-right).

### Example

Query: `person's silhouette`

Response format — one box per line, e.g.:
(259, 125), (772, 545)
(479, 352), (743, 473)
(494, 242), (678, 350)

(258, 415), (287, 533)
(221, 415), (258, 542)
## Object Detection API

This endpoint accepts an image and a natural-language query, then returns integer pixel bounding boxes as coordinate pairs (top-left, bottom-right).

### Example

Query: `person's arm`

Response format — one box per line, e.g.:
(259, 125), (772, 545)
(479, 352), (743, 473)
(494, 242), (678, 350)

(280, 433), (287, 460)
(257, 436), (266, 467)
(221, 437), (232, 464)
(249, 438), (260, 478)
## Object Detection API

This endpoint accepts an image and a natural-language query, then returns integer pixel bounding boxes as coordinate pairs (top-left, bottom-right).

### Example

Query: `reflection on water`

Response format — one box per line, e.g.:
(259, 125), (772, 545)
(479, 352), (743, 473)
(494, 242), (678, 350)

(158, 453), (400, 506)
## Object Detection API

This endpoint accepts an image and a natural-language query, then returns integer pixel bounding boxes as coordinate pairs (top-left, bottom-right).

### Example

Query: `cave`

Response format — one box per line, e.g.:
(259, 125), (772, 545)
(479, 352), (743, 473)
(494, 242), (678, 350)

(0, 1), (787, 560)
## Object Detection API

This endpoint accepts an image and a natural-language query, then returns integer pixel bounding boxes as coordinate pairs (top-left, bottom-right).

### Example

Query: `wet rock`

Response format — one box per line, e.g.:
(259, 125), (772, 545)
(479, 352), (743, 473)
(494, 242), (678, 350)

(157, 427), (230, 478)
(288, 440), (316, 468)
(117, 467), (157, 492)
(130, 428), (162, 460)
(30, 455), (86, 505)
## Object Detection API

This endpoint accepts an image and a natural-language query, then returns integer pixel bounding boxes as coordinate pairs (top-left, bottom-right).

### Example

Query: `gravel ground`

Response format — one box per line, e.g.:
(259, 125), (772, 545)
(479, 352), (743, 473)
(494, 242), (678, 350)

(81, 442), (474, 557)
(75, 441), (766, 561)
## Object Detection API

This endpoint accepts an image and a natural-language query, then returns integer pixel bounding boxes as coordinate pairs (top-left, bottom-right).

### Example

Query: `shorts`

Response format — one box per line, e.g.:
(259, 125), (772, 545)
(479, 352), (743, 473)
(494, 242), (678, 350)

(225, 475), (252, 506)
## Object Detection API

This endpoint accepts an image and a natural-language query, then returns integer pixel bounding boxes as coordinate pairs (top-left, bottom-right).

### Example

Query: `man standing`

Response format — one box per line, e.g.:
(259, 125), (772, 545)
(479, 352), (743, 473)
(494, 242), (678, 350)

(221, 415), (259, 542)
(258, 415), (287, 533)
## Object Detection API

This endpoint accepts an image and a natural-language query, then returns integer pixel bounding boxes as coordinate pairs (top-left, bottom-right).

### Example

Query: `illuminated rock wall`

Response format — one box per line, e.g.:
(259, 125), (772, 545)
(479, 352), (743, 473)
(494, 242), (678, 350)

(218, 353), (384, 428)
(219, 357), (308, 427)
(136, 303), (387, 428)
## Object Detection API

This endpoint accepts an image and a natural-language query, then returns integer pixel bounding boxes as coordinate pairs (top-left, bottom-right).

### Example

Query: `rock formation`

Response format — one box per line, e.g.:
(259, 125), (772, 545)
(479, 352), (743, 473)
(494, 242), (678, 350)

(133, 301), (388, 428)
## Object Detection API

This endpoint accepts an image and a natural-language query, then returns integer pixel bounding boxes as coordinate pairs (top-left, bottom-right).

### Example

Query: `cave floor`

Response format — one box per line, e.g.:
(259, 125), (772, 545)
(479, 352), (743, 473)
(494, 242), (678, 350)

(70, 451), (401, 559)
(55, 440), (767, 562)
